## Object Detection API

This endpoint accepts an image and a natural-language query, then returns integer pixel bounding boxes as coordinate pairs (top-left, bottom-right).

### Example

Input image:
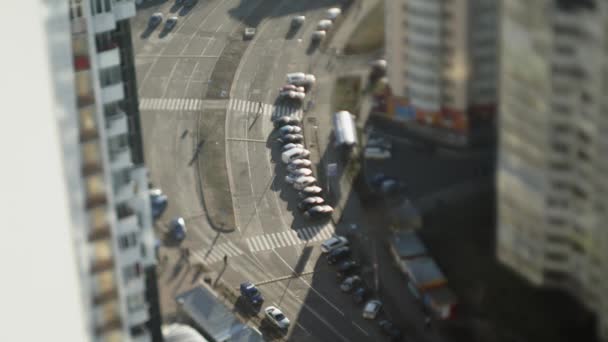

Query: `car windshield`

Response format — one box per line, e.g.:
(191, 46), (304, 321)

(249, 287), (259, 296)
(275, 313), (286, 321)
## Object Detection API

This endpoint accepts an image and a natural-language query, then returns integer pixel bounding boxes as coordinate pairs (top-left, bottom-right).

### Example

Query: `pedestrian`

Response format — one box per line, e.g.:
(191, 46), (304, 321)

(424, 316), (431, 330)
(258, 101), (262, 111)
(223, 254), (228, 263)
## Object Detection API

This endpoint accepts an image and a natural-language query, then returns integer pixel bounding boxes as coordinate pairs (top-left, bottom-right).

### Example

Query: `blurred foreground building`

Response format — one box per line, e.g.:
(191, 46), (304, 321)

(1, 1), (161, 341)
(383, 0), (498, 146)
(496, 0), (608, 340)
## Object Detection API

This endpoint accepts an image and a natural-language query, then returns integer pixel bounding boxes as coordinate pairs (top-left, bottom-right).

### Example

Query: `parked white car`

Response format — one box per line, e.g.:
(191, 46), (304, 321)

(282, 143), (304, 152)
(326, 7), (342, 20)
(292, 15), (306, 27)
(293, 176), (317, 190)
(363, 300), (382, 319)
(287, 159), (312, 171)
(286, 72), (316, 86)
(279, 90), (306, 100)
(299, 185), (323, 197)
(289, 168), (313, 177)
(279, 125), (302, 135)
(279, 84), (305, 93)
(297, 196), (325, 211)
(282, 148), (310, 164)
(312, 30), (327, 42)
(317, 19), (333, 30)
(320, 235), (348, 253)
(364, 147), (391, 160)
(265, 306), (290, 329)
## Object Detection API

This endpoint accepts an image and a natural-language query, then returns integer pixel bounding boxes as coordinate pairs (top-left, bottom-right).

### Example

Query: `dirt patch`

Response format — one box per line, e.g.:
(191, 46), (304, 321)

(343, 1), (384, 55)
(197, 109), (236, 231)
(205, 37), (248, 99)
(332, 75), (362, 116)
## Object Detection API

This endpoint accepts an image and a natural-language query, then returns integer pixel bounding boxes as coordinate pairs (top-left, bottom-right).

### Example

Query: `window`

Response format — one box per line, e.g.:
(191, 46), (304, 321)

(126, 293), (146, 313)
(122, 263), (141, 283)
(118, 233), (137, 250)
(99, 66), (122, 87)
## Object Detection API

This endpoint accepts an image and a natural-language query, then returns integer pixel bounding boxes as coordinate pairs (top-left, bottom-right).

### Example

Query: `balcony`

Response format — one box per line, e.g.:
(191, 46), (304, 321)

(102, 83), (125, 104)
(110, 147), (132, 171)
(106, 113), (129, 137)
(114, 179), (136, 204)
(85, 174), (108, 209)
(113, 1), (136, 21)
(82, 141), (103, 176)
(79, 106), (99, 142)
(88, 207), (111, 242)
(94, 300), (123, 336)
(98, 47), (121, 69)
(91, 239), (115, 273)
(93, 12), (116, 33)
(71, 16), (87, 34)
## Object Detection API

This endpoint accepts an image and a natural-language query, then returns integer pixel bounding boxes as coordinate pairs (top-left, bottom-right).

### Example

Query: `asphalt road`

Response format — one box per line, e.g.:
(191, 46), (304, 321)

(135, 0), (382, 341)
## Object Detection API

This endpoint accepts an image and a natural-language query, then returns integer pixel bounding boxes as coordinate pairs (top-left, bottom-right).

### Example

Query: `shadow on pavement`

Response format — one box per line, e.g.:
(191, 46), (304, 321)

(140, 26), (156, 39)
(136, 0), (168, 10)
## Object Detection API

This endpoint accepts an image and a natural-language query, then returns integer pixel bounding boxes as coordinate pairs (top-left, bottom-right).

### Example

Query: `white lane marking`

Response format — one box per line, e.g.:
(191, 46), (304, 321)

(229, 241), (243, 255)
(246, 238), (254, 252)
(272, 249), (345, 317)
(352, 322), (369, 336)
(188, 99), (195, 111)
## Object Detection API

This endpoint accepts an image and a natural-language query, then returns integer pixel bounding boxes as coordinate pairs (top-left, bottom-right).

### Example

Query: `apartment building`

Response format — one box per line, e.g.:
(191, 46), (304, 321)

(4, 1), (162, 341)
(384, 0), (497, 146)
(496, 0), (608, 340)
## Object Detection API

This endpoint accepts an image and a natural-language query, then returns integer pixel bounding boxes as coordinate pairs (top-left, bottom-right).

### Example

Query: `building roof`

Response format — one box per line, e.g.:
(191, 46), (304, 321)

(176, 287), (265, 342)
(390, 231), (427, 259)
(403, 256), (446, 288)
(163, 324), (208, 342)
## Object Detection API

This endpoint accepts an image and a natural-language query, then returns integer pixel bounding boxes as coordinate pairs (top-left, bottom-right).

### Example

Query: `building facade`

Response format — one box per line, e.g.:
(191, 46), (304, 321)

(384, 0), (497, 146)
(496, 0), (608, 340)
(68, 0), (162, 341)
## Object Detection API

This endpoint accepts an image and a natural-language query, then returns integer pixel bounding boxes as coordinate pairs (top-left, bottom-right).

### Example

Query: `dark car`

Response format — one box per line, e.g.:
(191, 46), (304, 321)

(240, 282), (264, 306)
(327, 246), (351, 265)
(336, 260), (360, 279)
(379, 320), (402, 341)
(352, 286), (369, 304)
(149, 189), (168, 220)
(184, 0), (197, 8)
(169, 217), (187, 242)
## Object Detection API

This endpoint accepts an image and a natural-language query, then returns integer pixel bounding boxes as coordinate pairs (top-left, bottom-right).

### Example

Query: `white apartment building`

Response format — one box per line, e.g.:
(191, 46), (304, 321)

(0, 1), (160, 341)
(497, 0), (608, 340)
(384, 0), (497, 145)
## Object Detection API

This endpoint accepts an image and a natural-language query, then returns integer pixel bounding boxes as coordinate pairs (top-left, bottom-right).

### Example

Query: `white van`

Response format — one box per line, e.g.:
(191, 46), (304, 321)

(282, 148), (310, 164)
(286, 72), (316, 86)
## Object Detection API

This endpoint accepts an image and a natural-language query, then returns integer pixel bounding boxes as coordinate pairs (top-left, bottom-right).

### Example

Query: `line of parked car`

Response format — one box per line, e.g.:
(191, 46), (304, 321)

(273, 73), (334, 220)
(322, 235), (403, 341)
(238, 235), (402, 340)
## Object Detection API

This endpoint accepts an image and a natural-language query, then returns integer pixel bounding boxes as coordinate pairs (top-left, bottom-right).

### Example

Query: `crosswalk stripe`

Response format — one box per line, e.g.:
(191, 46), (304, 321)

(300, 228), (311, 240)
(276, 233), (287, 247)
(286, 231), (299, 245)
(229, 241), (243, 254)
(320, 227), (332, 240)
(246, 238), (253, 252)
(195, 99), (201, 110)
(271, 234), (282, 248)
(239, 99), (245, 112)
(174, 99), (181, 111)
(179, 98), (186, 110)
(257, 236), (269, 250)
(170, 99), (178, 110)
(250, 237), (261, 252)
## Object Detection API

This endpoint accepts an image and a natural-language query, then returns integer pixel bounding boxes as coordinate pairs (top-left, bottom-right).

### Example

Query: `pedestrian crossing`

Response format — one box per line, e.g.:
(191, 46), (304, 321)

(139, 97), (203, 111)
(245, 223), (335, 253)
(192, 241), (244, 265)
(228, 98), (303, 120)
